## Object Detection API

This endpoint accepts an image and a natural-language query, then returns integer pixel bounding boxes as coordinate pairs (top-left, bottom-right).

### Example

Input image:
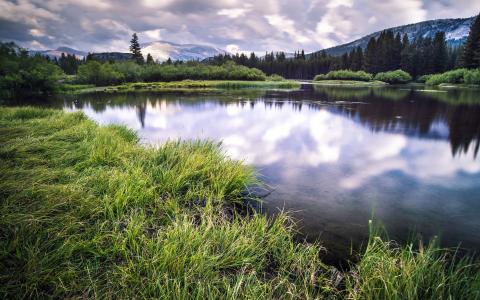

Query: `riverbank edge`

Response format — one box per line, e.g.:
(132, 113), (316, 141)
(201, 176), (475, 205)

(59, 79), (302, 94)
(312, 80), (388, 86)
(1, 107), (479, 299)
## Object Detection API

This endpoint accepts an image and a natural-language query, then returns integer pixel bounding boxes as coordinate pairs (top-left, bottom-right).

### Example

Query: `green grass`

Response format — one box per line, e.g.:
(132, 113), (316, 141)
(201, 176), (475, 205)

(313, 70), (374, 82)
(345, 222), (480, 300)
(58, 83), (96, 92)
(424, 68), (480, 87)
(62, 80), (301, 94)
(312, 80), (387, 86)
(1, 107), (479, 299)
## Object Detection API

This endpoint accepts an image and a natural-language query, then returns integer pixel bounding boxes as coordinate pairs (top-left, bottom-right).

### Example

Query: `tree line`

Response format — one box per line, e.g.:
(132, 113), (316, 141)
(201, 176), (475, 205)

(208, 30), (462, 79)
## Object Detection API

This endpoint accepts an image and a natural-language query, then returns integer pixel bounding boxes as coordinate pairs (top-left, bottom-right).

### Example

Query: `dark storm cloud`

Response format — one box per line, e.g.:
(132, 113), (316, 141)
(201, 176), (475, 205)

(0, 0), (478, 52)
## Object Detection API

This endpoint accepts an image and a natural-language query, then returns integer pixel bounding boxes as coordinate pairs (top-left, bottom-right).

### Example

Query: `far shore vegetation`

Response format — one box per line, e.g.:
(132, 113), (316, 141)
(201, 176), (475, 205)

(1, 106), (480, 299)
(70, 80), (300, 94)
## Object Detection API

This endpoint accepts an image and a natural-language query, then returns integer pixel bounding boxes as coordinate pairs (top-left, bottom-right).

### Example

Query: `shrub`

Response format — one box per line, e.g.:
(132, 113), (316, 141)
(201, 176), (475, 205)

(374, 70), (412, 84)
(417, 74), (433, 83)
(313, 70), (373, 82)
(464, 69), (480, 85)
(425, 69), (467, 85)
(0, 43), (64, 94)
(111, 61), (143, 82)
(77, 61), (124, 86)
(267, 74), (285, 81)
(139, 61), (267, 82)
(313, 74), (327, 81)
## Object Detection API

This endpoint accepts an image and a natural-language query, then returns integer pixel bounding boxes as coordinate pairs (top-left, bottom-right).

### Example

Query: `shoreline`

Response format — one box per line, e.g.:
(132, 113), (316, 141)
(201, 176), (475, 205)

(59, 80), (301, 94)
(312, 80), (388, 87)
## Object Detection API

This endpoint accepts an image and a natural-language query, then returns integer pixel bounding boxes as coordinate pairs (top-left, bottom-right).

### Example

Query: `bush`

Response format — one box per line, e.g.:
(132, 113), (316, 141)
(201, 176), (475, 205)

(374, 70), (412, 84)
(464, 69), (480, 85)
(76, 61), (267, 85)
(77, 61), (124, 86)
(417, 74), (433, 83)
(267, 74), (285, 81)
(425, 69), (467, 85)
(111, 61), (143, 82)
(0, 43), (64, 94)
(313, 70), (373, 82)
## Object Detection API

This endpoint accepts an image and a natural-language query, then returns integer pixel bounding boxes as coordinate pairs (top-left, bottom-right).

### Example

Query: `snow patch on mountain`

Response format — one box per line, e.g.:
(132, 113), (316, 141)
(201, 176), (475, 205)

(446, 25), (471, 40)
(141, 41), (228, 62)
(28, 47), (87, 59)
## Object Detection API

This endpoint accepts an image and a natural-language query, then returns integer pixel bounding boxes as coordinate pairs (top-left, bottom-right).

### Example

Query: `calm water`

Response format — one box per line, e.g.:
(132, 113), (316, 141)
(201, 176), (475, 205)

(24, 85), (480, 259)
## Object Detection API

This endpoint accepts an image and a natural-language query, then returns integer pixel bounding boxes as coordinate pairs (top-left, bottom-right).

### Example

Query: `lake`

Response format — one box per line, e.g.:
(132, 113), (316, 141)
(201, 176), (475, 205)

(21, 84), (480, 261)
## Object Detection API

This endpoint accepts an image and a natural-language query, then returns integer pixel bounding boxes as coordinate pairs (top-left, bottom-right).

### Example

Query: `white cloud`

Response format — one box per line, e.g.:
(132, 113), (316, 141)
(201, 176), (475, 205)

(326, 0), (353, 8)
(265, 14), (311, 44)
(0, 0), (61, 26)
(29, 28), (45, 37)
(142, 29), (162, 41)
(225, 44), (240, 53)
(29, 40), (48, 49)
(218, 8), (249, 18)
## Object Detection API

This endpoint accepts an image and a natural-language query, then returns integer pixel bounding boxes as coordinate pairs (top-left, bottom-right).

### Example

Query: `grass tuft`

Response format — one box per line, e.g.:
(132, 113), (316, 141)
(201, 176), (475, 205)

(345, 221), (480, 300)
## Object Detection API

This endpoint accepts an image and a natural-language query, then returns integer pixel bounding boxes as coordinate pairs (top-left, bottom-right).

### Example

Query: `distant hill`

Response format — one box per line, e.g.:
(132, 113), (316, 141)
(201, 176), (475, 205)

(27, 41), (227, 62)
(28, 47), (87, 59)
(90, 52), (133, 61)
(141, 41), (228, 62)
(314, 17), (475, 56)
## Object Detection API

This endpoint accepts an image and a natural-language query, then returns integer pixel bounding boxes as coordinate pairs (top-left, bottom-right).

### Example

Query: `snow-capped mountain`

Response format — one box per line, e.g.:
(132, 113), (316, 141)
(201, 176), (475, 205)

(316, 17), (475, 56)
(28, 47), (87, 59)
(140, 41), (228, 62)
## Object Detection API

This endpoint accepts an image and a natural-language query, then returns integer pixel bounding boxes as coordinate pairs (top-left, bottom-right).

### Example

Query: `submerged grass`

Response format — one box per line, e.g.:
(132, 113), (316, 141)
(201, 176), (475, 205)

(1, 107), (479, 299)
(63, 80), (301, 94)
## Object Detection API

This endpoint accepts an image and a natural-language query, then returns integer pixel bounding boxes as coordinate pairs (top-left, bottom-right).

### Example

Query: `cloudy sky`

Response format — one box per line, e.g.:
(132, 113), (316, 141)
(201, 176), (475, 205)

(1, 0), (479, 53)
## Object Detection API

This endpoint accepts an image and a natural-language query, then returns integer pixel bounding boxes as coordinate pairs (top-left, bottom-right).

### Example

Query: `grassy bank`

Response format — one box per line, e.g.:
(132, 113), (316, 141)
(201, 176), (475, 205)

(1, 107), (479, 299)
(312, 80), (387, 87)
(62, 80), (301, 94)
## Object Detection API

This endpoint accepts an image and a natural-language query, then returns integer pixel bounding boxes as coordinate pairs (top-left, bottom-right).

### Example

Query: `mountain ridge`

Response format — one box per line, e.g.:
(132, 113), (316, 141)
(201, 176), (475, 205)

(140, 40), (228, 62)
(314, 16), (475, 56)
(28, 47), (87, 59)
(28, 41), (228, 62)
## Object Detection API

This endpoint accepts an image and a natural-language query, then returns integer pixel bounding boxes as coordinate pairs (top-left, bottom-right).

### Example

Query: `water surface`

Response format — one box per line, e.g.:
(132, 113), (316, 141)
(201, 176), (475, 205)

(40, 85), (480, 259)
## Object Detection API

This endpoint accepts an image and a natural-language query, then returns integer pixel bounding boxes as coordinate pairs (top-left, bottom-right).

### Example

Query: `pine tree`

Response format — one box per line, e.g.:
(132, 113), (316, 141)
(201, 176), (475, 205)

(341, 52), (349, 69)
(462, 13), (480, 68)
(364, 37), (378, 73)
(248, 52), (258, 67)
(432, 31), (447, 73)
(86, 52), (94, 62)
(400, 34), (414, 75)
(130, 33), (144, 64)
(393, 32), (402, 70)
(146, 53), (154, 64)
